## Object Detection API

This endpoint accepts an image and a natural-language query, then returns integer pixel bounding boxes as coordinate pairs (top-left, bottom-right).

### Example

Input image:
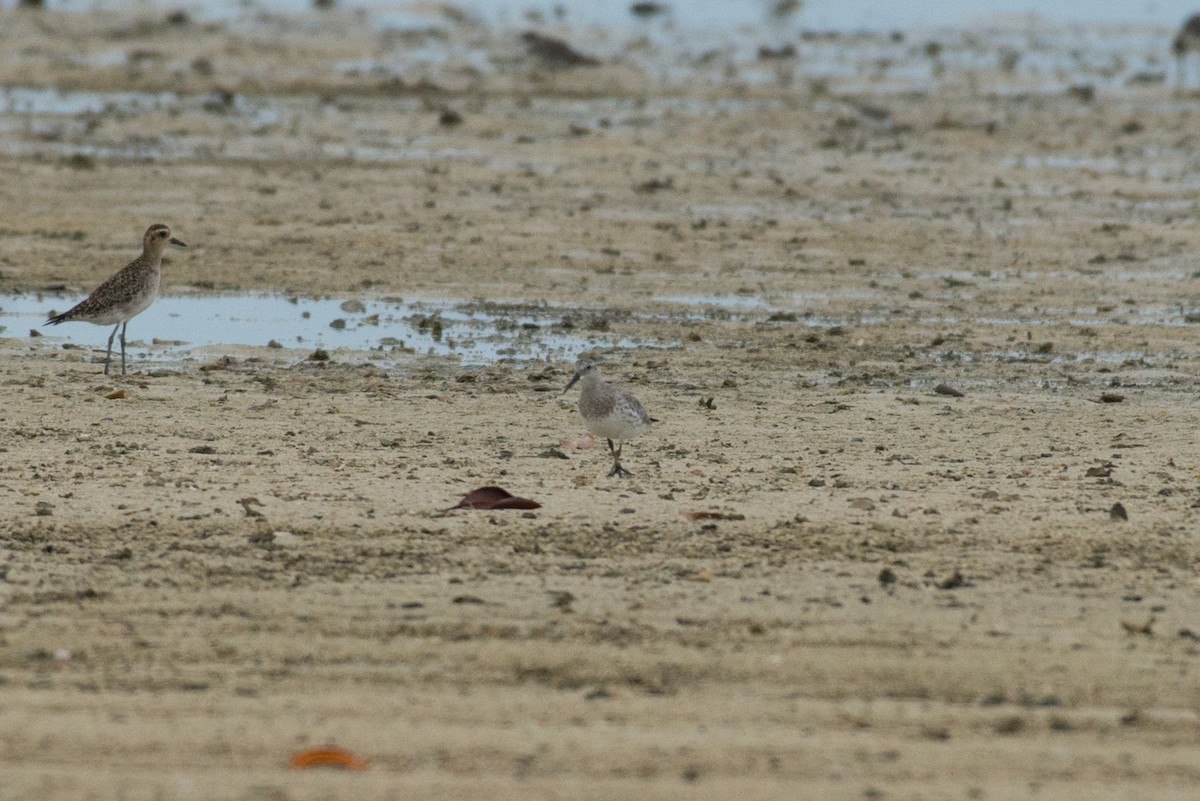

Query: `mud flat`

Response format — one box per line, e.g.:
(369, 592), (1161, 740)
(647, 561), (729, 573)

(0, 7), (1198, 800)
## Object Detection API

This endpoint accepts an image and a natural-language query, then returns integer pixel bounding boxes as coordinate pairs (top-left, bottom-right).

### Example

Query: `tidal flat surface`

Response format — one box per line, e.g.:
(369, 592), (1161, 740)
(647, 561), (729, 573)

(1, 6), (1199, 800)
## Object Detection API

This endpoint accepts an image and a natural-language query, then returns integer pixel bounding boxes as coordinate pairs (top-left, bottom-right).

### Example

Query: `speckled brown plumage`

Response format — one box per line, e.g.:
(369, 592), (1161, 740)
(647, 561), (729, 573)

(564, 360), (651, 478)
(46, 223), (187, 375)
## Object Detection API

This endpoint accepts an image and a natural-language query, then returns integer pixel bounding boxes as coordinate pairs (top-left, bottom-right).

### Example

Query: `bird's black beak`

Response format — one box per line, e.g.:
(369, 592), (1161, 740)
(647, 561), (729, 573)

(170, 237), (187, 247)
(562, 371), (581, 394)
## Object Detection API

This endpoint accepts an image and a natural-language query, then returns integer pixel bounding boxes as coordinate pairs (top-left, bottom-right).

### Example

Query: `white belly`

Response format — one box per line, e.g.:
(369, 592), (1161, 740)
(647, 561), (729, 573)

(585, 410), (646, 442)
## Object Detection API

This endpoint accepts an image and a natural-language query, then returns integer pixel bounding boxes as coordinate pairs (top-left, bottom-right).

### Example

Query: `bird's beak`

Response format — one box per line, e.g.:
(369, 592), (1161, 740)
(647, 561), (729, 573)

(562, 371), (581, 394)
(170, 237), (187, 247)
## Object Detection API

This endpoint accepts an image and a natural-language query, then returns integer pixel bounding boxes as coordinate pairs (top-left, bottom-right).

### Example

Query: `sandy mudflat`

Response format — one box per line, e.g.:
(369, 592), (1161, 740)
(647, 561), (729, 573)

(1, 7), (1199, 800)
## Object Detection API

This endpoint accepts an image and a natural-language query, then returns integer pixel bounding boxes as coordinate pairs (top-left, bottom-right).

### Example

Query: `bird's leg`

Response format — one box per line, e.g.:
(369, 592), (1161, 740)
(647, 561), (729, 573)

(119, 321), (128, 375)
(104, 323), (119, 376)
(606, 438), (632, 478)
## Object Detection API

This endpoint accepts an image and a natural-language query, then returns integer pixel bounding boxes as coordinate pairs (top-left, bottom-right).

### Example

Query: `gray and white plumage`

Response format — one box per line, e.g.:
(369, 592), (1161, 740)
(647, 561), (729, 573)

(563, 360), (651, 477)
(45, 223), (187, 375)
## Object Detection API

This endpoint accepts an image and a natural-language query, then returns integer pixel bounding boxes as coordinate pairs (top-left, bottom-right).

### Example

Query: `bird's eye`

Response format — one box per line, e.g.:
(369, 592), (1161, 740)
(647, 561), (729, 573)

(159, 231), (168, 237)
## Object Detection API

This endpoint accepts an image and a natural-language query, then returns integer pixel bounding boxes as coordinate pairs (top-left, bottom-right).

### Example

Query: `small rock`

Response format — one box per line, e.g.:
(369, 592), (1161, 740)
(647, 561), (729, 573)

(936, 570), (966, 590)
(634, 177), (675, 193)
(1120, 617), (1154, 636)
(247, 531), (274, 547)
(757, 44), (797, 60)
(629, 2), (667, 18)
(993, 715), (1025, 735)
(63, 153), (96, 170)
(521, 31), (600, 68)
(1067, 83), (1095, 103)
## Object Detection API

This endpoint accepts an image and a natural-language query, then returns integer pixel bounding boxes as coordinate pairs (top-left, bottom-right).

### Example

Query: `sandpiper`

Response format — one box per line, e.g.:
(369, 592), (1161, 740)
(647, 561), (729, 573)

(1173, 14), (1200, 86)
(45, 223), (187, 375)
(563, 359), (652, 478)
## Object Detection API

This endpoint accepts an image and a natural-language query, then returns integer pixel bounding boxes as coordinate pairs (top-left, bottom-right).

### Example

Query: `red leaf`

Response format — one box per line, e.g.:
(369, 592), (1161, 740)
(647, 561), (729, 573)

(289, 746), (369, 771)
(449, 486), (541, 510)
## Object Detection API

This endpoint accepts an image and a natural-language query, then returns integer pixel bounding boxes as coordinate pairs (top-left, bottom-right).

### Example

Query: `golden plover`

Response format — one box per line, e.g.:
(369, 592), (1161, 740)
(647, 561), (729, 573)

(1173, 14), (1200, 85)
(563, 359), (652, 478)
(45, 223), (187, 375)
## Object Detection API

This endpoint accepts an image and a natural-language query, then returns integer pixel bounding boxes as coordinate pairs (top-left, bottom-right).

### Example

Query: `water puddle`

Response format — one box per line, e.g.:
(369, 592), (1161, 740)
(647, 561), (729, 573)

(631, 291), (1200, 329)
(998, 153), (1189, 183)
(0, 293), (662, 367)
(654, 292), (901, 327)
(0, 10), (1178, 167)
(4, 290), (1198, 369)
(654, 293), (773, 311)
(93, 0), (1197, 35)
(0, 87), (179, 116)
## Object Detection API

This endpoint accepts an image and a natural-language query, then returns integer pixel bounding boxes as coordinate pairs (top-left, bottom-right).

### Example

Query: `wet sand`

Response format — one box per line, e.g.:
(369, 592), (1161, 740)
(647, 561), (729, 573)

(1, 7), (1199, 800)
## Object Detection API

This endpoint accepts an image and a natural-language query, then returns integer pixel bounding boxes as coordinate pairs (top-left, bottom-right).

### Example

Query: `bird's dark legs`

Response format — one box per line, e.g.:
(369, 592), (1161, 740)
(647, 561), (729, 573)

(104, 323), (119, 376)
(119, 321), (127, 375)
(606, 438), (632, 478)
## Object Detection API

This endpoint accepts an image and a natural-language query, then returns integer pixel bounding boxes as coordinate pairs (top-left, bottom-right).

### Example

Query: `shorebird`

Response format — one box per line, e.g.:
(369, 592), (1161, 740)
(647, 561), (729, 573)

(45, 223), (187, 375)
(563, 359), (651, 478)
(1173, 14), (1200, 86)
